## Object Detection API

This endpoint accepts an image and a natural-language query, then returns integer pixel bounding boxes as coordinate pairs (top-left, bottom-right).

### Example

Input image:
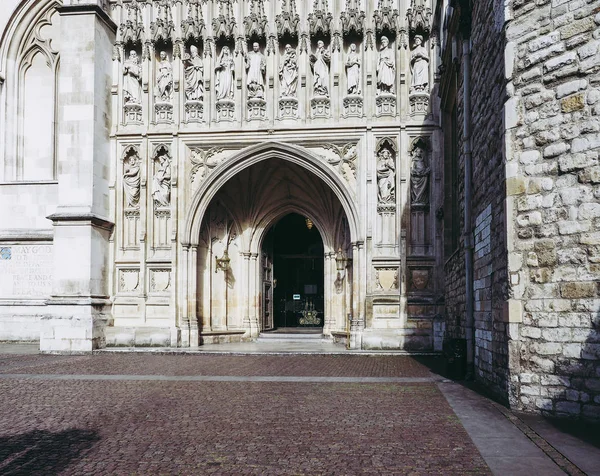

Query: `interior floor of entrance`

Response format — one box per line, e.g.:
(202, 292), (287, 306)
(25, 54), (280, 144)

(265, 213), (324, 330)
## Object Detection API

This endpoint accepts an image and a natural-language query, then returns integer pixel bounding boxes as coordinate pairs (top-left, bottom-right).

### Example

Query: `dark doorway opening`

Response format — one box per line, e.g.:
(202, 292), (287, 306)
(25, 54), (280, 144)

(263, 213), (324, 330)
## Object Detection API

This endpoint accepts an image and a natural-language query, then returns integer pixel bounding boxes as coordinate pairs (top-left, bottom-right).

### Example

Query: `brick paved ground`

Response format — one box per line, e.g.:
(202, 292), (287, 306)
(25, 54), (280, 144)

(0, 354), (490, 475)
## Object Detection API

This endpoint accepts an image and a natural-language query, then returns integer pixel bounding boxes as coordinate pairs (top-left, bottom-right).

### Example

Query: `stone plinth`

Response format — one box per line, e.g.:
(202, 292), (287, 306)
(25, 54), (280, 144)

(311, 95), (330, 118)
(124, 103), (142, 125)
(155, 101), (173, 123)
(343, 95), (363, 118)
(278, 96), (298, 119)
(216, 99), (235, 122)
(376, 93), (396, 117)
(247, 98), (266, 121)
(409, 92), (429, 116)
(185, 100), (203, 122)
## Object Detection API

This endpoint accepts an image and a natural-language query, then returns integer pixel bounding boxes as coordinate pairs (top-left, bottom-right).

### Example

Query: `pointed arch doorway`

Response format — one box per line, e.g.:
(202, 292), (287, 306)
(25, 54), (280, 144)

(182, 142), (362, 346)
(262, 213), (325, 332)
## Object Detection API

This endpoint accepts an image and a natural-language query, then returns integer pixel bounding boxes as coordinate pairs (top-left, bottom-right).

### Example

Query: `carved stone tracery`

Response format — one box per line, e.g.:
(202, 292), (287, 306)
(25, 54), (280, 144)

(341, 0), (365, 36)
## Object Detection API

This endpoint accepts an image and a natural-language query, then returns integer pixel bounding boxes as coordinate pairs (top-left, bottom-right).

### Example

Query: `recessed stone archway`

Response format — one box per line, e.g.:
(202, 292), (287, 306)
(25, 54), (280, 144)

(179, 143), (362, 347)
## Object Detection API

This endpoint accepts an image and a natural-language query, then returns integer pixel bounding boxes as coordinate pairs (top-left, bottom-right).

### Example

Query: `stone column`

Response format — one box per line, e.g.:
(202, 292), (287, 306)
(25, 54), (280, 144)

(41, 2), (116, 353)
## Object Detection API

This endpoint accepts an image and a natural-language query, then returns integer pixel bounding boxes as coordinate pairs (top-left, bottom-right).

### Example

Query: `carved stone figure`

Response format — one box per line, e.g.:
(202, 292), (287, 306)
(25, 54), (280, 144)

(279, 44), (298, 97)
(152, 154), (171, 207)
(215, 46), (235, 100)
(410, 35), (429, 92)
(184, 45), (204, 101)
(155, 51), (173, 102)
(123, 153), (141, 208)
(376, 148), (395, 204)
(345, 43), (361, 95)
(310, 40), (331, 96)
(245, 42), (266, 99)
(377, 36), (395, 95)
(123, 50), (142, 104)
(410, 145), (430, 205)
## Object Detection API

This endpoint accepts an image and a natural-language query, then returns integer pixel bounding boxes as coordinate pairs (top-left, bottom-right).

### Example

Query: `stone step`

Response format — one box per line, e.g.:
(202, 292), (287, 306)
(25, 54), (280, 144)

(257, 332), (325, 343)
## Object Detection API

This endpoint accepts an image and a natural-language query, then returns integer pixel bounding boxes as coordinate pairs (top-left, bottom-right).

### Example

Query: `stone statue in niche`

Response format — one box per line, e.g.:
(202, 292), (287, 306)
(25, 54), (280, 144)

(410, 35), (429, 92)
(123, 152), (141, 208)
(184, 45), (204, 101)
(123, 50), (142, 104)
(152, 153), (171, 207)
(279, 44), (298, 97)
(376, 148), (396, 204)
(215, 46), (235, 100)
(410, 145), (430, 205)
(245, 42), (266, 99)
(155, 51), (173, 102)
(310, 40), (331, 96)
(376, 36), (395, 95)
(345, 43), (361, 95)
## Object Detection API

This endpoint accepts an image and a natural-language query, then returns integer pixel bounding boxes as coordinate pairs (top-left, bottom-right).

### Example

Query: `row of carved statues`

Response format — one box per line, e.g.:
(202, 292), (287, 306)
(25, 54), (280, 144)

(122, 35), (429, 105)
(122, 141), (429, 212)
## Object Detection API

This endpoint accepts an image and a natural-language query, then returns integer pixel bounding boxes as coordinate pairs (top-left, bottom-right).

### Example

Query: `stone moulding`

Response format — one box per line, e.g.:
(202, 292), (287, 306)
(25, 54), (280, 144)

(311, 95), (330, 118)
(279, 97), (299, 119)
(124, 103), (142, 125)
(410, 92), (429, 116)
(154, 101), (173, 124)
(216, 98), (235, 122)
(247, 97), (266, 121)
(343, 94), (363, 118)
(185, 100), (204, 122)
(376, 93), (396, 117)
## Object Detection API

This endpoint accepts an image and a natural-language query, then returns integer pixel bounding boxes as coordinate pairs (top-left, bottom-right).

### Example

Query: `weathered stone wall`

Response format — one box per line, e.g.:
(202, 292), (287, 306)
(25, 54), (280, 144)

(505, 0), (600, 420)
(442, 0), (510, 400)
(470, 0), (511, 398)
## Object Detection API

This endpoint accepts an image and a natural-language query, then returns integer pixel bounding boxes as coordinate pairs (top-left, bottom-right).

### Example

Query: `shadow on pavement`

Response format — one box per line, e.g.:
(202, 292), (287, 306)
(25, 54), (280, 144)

(0, 429), (100, 475)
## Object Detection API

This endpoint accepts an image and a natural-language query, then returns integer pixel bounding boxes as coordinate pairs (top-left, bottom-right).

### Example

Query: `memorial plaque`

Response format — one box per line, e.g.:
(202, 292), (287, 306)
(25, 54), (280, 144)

(0, 244), (53, 298)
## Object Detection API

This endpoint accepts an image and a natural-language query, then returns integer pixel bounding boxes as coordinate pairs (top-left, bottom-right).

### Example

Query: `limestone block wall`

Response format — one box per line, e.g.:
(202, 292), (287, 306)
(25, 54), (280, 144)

(505, 0), (600, 420)
(469, 0), (510, 400)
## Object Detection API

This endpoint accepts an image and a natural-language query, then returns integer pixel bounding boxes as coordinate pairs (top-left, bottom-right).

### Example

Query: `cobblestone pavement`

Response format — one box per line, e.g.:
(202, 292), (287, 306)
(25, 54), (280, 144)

(0, 354), (489, 475)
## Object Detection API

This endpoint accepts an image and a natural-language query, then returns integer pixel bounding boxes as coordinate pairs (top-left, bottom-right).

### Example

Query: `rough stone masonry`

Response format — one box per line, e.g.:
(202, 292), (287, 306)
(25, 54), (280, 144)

(506, 0), (600, 420)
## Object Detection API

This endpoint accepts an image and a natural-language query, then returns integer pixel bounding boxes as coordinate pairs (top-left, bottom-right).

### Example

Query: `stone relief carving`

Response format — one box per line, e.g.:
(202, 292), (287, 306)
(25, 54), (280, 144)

(410, 138), (430, 206)
(215, 46), (235, 100)
(276, 0), (300, 37)
(279, 44), (299, 97)
(119, 269), (140, 292)
(182, 0), (205, 40)
(375, 267), (399, 291)
(406, 0), (432, 35)
(119, 0), (144, 44)
(376, 147), (395, 206)
(122, 148), (141, 208)
(308, 0), (333, 36)
(377, 36), (395, 95)
(373, 0), (398, 34)
(244, 0), (268, 38)
(345, 44), (361, 95)
(152, 146), (172, 208)
(184, 45), (204, 101)
(310, 40), (331, 97)
(314, 143), (358, 190)
(213, 0), (236, 39)
(123, 50), (142, 105)
(409, 267), (431, 291)
(245, 42), (266, 99)
(410, 35), (429, 93)
(189, 147), (225, 185)
(341, 0), (365, 35)
(150, 268), (171, 292)
(155, 51), (174, 102)
(151, 0), (174, 43)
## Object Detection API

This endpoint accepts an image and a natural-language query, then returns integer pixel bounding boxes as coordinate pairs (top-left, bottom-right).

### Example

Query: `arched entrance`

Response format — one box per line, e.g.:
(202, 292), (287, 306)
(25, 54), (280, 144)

(181, 142), (361, 346)
(263, 213), (325, 331)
